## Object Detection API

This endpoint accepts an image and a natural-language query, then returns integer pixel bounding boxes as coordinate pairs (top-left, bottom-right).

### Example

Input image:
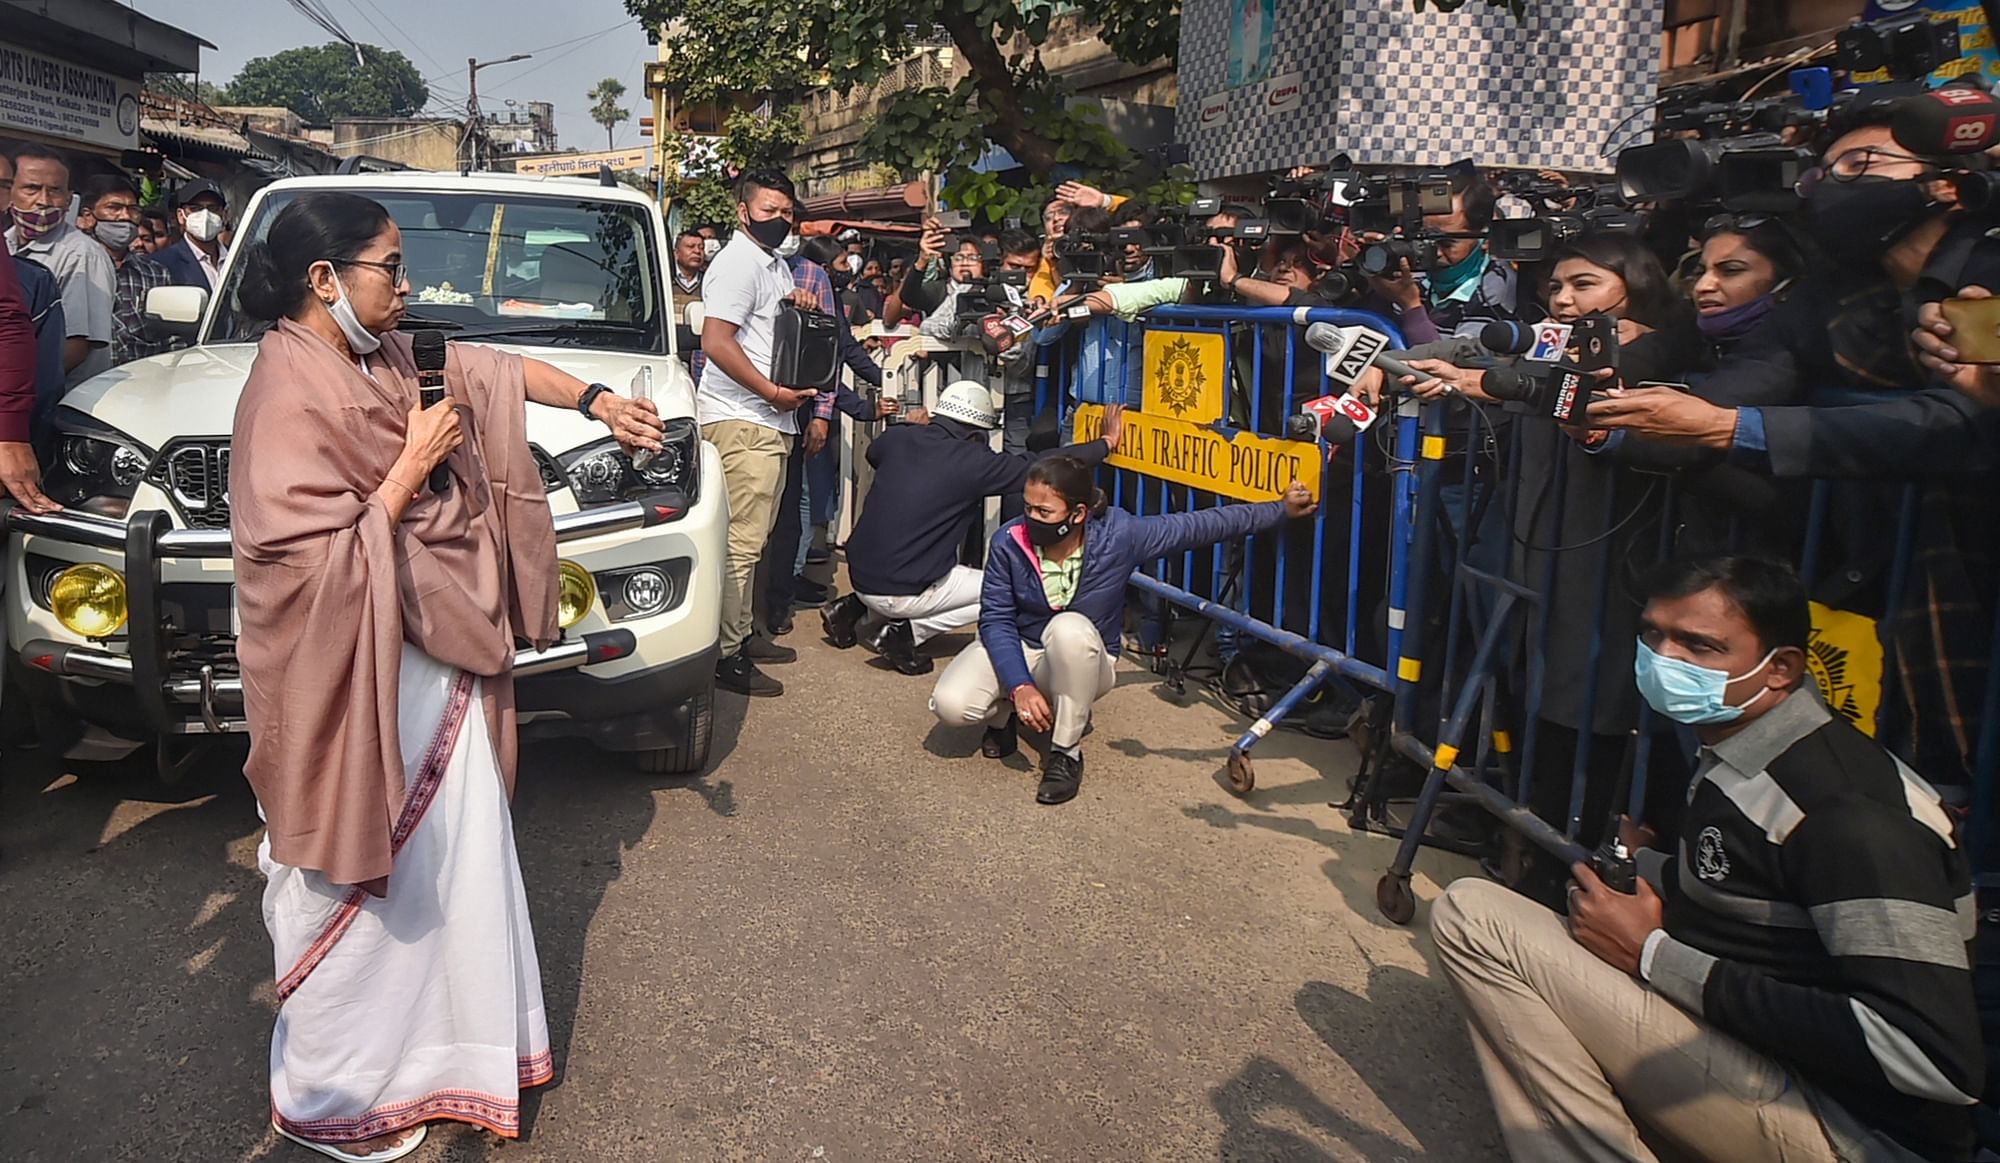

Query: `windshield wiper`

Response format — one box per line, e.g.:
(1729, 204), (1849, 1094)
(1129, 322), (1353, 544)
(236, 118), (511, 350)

(456, 320), (649, 339)
(394, 313), (464, 331)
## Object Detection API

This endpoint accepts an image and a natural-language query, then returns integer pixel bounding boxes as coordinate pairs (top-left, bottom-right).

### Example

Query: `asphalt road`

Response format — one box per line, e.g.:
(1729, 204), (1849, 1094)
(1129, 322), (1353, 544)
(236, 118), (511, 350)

(0, 620), (1503, 1162)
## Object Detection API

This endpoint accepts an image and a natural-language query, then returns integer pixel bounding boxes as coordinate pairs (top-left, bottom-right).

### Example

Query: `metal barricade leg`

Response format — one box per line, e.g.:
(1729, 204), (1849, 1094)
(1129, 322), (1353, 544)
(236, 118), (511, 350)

(1223, 659), (1332, 794)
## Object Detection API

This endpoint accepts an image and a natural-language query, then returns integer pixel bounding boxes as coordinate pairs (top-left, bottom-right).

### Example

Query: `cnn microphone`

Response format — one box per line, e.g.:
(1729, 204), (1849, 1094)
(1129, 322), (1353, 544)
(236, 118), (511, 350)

(411, 329), (451, 495)
(1890, 84), (2000, 155)
(1303, 322), (1424, 386)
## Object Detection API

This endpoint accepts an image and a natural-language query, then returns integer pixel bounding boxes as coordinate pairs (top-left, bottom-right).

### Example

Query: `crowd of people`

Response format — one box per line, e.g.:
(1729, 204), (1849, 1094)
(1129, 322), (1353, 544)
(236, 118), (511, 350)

(0, 141), (236, 513)
(1, 86), (1997, 1160)
(666, 88), (2000, 1159)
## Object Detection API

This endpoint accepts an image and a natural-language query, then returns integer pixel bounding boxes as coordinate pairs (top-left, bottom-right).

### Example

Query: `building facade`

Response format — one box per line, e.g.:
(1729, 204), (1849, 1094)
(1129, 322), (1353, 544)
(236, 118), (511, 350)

(0, 0), (206, 162)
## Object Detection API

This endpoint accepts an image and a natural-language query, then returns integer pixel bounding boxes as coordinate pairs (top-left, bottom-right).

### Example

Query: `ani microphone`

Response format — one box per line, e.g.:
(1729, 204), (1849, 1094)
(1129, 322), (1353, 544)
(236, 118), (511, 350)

(410, 329), (452, 495)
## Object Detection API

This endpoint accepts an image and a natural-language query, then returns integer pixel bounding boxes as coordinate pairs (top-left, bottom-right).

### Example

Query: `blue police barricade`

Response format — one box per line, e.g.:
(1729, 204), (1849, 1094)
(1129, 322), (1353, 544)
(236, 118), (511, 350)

(1372, 393), (2000, 924)
(1034, 303), (1415, 792)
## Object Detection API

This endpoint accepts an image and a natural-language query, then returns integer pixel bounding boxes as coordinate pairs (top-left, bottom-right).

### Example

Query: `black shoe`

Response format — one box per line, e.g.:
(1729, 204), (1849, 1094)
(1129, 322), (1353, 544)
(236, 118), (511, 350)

(716, 653), (784, 697)
(792, 577), (830, 606)
(981, 714), (1019, 759)
(805, 547), (831, 566)
(821, 593), (865, 649)
(766, 609), (795, 638)
(1037, 750), (1084, 804)
(879, 620), (933, 675)
(743, 636), (798, 664)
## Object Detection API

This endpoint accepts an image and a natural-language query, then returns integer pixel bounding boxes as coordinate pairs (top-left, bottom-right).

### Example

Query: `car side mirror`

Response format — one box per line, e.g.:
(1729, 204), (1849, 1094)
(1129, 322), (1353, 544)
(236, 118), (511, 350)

(143, 285), (208, 342)
(684, 301), (705, 334)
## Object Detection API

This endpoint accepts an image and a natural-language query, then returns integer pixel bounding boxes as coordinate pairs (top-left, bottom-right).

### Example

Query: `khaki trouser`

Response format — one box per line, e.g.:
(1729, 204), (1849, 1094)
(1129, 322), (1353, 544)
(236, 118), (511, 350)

(703, 419), (791, 655)
(929, 611), (1115, 750)
(1429, 878), (1844, 1163)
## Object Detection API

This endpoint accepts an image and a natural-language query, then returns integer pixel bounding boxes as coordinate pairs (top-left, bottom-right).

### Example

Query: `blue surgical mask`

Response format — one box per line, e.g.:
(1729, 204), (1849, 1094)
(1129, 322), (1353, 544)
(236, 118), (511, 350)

(1633, 640), (1775, 725)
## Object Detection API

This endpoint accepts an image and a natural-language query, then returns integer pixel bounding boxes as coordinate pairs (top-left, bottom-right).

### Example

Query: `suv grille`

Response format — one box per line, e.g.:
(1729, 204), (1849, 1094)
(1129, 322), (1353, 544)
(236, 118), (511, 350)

(147, 438), (231, 529)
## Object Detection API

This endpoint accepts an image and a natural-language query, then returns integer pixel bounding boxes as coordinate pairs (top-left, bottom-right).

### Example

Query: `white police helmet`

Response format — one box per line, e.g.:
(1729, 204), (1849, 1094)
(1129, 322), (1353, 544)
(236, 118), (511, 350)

(933, 380), (1000, 429)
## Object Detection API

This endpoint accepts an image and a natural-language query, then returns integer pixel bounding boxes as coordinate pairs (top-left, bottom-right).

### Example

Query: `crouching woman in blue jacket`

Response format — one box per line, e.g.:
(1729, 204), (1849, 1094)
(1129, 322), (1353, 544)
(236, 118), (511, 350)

(930, 455), (1317, 805)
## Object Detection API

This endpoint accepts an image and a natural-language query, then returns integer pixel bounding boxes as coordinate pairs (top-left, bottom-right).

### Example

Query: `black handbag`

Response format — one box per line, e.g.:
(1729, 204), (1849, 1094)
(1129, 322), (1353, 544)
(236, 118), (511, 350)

(769, 303), (841, 391)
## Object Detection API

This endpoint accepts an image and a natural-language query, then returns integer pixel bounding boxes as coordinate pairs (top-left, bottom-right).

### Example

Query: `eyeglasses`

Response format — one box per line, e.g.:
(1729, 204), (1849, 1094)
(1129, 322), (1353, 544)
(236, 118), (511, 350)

(339, 258), (408, 285)
(1700, 212), (1774, 238)
(1793, 146), (1932, 197)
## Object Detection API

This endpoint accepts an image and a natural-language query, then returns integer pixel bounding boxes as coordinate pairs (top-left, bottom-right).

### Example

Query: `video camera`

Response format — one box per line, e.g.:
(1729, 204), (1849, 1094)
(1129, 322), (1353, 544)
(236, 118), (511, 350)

(1614, 9), (1972, 214)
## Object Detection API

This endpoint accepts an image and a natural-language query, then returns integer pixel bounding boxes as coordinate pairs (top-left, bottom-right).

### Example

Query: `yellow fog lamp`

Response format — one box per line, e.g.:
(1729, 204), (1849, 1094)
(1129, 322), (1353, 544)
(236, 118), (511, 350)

(50, 563), (129, 637)
(557, 560), (596, 629)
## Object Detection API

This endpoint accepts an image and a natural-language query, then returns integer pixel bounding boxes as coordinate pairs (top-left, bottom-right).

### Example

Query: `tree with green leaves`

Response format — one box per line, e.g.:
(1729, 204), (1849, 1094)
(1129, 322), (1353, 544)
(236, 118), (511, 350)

(662, 106), (805, 231)
(589, 78), (631, 151)
(223, 43), (427, 123)
(145, 72), (226, 106)
(623, 0), (1184, 221)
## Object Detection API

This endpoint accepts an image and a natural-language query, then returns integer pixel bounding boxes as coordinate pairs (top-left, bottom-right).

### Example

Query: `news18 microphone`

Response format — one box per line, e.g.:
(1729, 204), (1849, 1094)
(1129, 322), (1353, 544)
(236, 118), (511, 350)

(1890, 84), (2000, 155)
(411, 329), (452, 495)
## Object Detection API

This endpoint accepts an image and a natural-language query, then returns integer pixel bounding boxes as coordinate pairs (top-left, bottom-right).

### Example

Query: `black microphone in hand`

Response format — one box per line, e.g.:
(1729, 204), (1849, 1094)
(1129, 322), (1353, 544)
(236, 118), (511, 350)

(411, 329), (451, 495)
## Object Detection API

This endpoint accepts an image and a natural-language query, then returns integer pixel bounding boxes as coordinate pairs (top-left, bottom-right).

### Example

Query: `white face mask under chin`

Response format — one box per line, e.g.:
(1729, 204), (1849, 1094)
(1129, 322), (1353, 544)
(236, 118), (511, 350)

(322, 267), (383, 355)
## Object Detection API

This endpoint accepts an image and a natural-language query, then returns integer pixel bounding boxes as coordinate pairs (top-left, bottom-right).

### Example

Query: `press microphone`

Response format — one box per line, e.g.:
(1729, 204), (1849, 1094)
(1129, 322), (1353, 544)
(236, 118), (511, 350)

(1480, 318), (1576, 362)
(411, 329), (451, 495)
(1890, 84), (2000, 155)
(1303, 322), (1423, 388)
(1286, 391), (1379, 447)
(1478, 319), (1537, 355)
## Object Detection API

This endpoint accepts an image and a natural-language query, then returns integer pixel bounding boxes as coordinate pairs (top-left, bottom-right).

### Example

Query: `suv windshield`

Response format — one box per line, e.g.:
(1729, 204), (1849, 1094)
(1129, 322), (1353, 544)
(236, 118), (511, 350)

(209, 187), (666, 352)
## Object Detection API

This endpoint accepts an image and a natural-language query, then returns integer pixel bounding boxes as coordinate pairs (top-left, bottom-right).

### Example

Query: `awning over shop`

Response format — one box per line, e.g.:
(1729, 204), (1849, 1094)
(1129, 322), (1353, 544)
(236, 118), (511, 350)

(800, 181), (927, 222)
(142, 118), (256, 160)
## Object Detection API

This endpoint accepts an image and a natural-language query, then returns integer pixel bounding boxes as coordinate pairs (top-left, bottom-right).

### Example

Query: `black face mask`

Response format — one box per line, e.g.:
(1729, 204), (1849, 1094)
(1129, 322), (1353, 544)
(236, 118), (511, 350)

(1024, 512), (1077, 548)
(1805, 176), (1936, 267)
(742, 212), (791, 250)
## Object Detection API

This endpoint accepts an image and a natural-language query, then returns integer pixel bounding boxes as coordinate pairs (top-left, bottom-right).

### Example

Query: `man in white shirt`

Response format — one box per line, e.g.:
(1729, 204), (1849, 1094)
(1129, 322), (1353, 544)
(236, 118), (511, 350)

(4, 146), (113, 387)
(699, 169), (818, 698)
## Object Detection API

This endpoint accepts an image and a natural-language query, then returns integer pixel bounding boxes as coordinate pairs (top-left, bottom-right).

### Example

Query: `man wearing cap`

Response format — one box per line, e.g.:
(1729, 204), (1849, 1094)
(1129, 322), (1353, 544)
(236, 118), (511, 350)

(823, 383), (1121, 675)
(154, 180), (229, 291)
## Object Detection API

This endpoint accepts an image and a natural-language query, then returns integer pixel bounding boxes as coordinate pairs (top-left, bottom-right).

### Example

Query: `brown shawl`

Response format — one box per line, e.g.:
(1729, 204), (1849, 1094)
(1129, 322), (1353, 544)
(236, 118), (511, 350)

(231, 320), (558, 887)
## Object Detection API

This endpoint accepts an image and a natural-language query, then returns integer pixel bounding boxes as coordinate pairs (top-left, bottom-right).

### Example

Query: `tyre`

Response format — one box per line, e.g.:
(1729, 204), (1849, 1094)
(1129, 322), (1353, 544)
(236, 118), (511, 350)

(636, 682), (714, 775)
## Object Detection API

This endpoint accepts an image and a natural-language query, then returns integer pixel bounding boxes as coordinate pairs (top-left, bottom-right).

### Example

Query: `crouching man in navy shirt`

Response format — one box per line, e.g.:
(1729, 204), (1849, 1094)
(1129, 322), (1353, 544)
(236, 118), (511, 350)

(1432, 555), (1982, 1162)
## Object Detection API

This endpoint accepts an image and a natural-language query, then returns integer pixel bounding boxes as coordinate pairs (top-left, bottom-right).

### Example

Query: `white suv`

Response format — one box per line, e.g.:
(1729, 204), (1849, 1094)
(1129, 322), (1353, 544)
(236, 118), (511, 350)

(4, 171), (724, 776)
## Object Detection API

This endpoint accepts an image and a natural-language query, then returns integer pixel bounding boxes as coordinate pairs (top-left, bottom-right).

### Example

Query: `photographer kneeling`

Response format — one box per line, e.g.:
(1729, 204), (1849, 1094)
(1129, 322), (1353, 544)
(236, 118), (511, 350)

(1432, 555), (1980, 1163)
(930, 458), (1316, 805)
(824, 385), (1122, 674)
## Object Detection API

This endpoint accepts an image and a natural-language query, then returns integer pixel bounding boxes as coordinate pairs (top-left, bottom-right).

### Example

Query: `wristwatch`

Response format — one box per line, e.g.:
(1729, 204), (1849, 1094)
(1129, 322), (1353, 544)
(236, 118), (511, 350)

(576, 381), (613, 419)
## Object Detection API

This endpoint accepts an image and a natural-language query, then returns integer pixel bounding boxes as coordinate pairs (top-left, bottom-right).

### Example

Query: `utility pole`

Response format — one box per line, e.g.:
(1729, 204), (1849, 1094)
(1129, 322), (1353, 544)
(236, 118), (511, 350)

(464, 57), (480, 172)
(464, 53), (533, 172)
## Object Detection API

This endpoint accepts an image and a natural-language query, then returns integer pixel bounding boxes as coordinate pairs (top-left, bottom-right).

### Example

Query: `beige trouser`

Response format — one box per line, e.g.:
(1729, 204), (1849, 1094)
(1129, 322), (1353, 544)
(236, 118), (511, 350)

(1429, 878), (1843, 1163)
(929, 611), (1116, 751)
(703, 419), (791, 655)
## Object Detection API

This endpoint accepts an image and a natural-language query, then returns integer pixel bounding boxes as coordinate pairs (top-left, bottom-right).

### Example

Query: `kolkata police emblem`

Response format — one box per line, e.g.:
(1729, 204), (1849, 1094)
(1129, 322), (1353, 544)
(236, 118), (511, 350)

(1805, 633), (1864, 729)
(1154, 336), (1207, 417)
(1694, 826), (1730, 882)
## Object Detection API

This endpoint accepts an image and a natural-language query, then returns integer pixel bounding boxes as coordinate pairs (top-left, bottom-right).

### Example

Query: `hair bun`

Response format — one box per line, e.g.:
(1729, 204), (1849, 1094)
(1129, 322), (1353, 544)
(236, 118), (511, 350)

(234, 240), (284, 321)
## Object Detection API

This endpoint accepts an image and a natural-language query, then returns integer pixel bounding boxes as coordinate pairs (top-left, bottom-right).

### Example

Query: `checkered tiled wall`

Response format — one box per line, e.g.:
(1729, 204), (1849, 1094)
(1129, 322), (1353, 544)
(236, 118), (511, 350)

(1177, 0), (1660, 178)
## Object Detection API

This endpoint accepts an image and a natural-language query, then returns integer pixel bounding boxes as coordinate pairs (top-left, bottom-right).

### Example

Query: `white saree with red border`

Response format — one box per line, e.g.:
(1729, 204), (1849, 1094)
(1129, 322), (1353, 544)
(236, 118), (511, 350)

(258, 643), (553, 1143)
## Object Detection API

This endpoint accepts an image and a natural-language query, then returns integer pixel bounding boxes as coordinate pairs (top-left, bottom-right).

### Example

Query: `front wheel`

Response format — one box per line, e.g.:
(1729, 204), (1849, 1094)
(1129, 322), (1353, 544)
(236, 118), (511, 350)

(635, 682), (714, 775)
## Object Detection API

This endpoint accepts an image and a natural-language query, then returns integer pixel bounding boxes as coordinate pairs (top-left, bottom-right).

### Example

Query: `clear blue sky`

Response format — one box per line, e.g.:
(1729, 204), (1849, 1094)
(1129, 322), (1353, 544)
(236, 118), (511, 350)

(128, 0), (656, 153)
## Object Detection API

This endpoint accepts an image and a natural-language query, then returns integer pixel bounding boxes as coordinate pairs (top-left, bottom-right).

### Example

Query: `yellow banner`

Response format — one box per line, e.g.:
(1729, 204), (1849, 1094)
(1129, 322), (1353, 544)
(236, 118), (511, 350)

(1141, 329), (1226, 424)
(1072, 403), (1320, 503)
(1806, 601), (1883, 737)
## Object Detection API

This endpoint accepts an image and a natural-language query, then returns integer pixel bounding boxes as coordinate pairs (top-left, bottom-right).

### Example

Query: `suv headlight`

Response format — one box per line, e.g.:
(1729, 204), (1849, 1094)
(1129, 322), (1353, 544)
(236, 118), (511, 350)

(42, 413), (151, 515)
(558, 418), (701, 507)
